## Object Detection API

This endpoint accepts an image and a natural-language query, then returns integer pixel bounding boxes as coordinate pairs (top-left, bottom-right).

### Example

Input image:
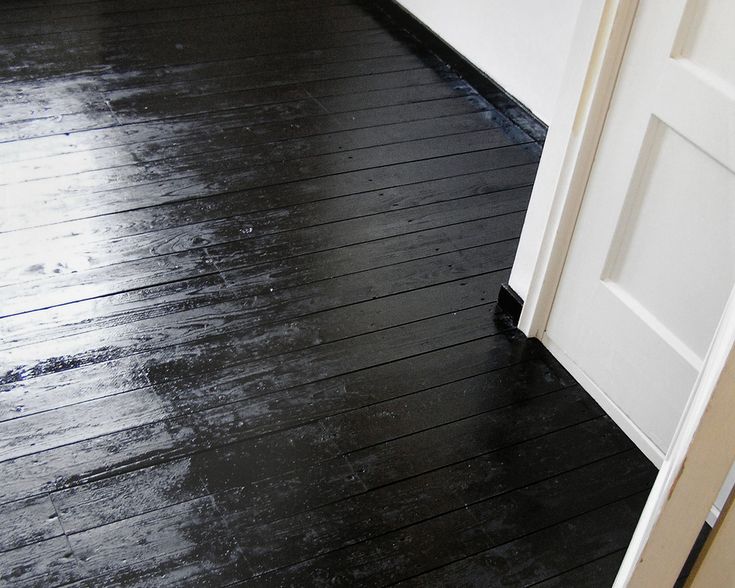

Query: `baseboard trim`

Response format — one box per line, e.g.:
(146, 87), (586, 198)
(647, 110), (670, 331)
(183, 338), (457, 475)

(542, 335), (666, 467)
(497, 283), (524, 326)
(544, 336), (723, 528)
(366, 0), (548, 145)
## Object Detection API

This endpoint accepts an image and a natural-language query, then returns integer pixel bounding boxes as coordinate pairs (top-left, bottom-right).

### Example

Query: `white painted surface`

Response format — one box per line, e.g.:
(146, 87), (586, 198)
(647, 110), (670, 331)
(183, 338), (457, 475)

(544, 0), (735, 467)
(510, 0), (610, 304)
(395, 0), (583, 123)
(614, 285), (735, 586)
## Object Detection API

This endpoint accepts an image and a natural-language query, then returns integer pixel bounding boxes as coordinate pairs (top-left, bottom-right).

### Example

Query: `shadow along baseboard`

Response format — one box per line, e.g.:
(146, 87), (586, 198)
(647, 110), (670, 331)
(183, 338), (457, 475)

(367, 0), (548, 145)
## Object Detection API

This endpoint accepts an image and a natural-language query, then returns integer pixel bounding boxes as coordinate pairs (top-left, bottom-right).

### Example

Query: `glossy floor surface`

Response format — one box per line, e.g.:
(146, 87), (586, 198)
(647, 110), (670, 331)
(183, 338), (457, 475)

(0, 1), (657, 585)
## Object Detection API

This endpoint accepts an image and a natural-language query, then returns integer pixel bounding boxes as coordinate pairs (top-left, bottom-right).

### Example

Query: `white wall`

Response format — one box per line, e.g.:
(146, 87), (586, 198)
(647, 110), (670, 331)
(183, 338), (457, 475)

(510, 1), (604, 302)
(396, 0), (583, 123)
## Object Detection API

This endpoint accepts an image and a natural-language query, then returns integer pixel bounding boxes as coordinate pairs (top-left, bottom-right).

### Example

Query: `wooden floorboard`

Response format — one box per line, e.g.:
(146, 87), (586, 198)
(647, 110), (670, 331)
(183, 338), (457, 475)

(0, 1), (656, 586)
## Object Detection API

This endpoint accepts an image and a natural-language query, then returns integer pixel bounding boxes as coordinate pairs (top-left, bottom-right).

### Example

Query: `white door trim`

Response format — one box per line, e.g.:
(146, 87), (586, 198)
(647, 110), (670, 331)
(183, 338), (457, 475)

(517, 0), (639, 337)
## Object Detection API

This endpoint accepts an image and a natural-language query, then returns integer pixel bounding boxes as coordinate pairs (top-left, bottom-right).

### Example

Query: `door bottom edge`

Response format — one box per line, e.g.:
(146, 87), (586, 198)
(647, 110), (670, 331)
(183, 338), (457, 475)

(541, 334), (665, 467)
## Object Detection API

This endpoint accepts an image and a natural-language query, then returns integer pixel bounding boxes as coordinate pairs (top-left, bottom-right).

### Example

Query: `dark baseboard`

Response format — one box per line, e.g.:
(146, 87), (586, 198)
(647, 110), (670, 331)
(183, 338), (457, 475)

(497, 283), (524, 326)
(366, 0), (548, 145)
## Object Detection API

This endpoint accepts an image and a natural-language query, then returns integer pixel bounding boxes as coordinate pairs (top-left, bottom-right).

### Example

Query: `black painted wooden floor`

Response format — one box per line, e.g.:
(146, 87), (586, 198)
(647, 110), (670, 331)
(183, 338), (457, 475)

(0, 1), (657, 585)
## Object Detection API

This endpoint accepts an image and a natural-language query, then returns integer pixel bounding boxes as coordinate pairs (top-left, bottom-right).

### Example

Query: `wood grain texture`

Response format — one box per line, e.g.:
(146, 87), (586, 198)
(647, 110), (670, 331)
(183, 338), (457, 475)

(0, 0), (655, 585)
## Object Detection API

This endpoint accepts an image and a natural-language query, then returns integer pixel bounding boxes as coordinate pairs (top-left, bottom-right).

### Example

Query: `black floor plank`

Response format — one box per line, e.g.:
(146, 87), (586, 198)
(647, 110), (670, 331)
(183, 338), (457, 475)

(1, 258), (511, 387)
(2, 133), (536, 234)
(3, 27), (400, 85)
(0, 126), (523, 289)
(0, 237), (518, 428)
(0, 495), (64, 553)
(0, 276), (509, 462)
(8, 128), (524, 216)
(0, 1), (656, 585)
(229, 418), (632, 586)
(2, 99), (486, 185)
(394, 493), (650, 587)
(0, 238), (516, 353)
(235, 452), (653, 587)
(66, 496), (246, 585)
(0, 202), (526, 317)
(0, 165), (531, 296)
(0, 65), (456, 143)
(48, 355), (572, 535)
(0, 535), (84, 588)
(0, 0), (348, 17)
(4, 125), (513, 232)
(0, 163), (531, 295)
(226, 389), (608, 573)
(0, 306), (516, 505)
(0, 92), (474, 168)
(0, 4), (375, 41)
(530, 551), (628, 587)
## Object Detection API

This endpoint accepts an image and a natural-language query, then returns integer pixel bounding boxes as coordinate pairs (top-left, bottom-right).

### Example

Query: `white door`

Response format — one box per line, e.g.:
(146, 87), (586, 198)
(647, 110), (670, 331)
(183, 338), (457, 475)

(544, 0), (735, 467)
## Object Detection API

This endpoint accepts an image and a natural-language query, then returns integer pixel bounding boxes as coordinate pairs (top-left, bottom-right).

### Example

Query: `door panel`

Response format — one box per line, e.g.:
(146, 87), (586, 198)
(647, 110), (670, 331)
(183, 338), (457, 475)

(606, 120), (735, 362)
(545, 0), (735, 461)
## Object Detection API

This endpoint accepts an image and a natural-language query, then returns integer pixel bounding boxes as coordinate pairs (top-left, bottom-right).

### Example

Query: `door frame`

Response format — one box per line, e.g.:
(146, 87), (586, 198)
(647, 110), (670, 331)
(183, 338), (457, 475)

(517, 2), (669, 468)
(516, 0), (639, 340)
(517, 0), (735, 584)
